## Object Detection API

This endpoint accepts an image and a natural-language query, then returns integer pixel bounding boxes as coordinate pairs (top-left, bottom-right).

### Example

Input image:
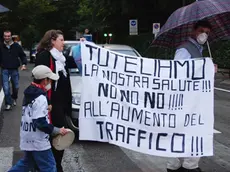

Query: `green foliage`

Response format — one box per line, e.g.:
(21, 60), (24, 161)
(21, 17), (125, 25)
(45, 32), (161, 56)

(0, 14), (9, 29)
(77, 0), (110, 32)
(0, 0), (229, 65)
(211, 40), (230, 69)
(16, 0), (57, 47)
(20, 25), (40, 49)
(47, 0), (79, 38)
(18, 0), (56, 19)
(0, 0), (79, 48)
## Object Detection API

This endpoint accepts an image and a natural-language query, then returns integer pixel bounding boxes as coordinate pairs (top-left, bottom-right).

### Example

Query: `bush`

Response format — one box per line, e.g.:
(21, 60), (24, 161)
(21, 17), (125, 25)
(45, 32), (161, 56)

(208, 40), (230, 69)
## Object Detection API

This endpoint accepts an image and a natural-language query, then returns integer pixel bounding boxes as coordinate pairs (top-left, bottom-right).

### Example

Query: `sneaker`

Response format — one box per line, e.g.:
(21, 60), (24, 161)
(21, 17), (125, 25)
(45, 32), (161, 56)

(5, 105), (11, 111)
(13, 100), (17, 106)
(180, 167), (203, 172)
(167, 168), (183, 172)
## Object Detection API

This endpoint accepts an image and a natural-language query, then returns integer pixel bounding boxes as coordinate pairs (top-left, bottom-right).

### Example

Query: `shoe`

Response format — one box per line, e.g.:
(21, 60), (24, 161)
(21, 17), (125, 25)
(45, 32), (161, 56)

(5, 105), (11, 111)
(13, 100), (17, 106)
(167, 168), (183, 172)
(180, 167), (203, 172)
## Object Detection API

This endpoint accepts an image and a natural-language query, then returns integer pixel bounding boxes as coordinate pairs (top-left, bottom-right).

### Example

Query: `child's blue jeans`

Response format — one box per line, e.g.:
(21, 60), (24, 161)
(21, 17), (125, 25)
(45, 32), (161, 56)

(8, 149), (56, 172)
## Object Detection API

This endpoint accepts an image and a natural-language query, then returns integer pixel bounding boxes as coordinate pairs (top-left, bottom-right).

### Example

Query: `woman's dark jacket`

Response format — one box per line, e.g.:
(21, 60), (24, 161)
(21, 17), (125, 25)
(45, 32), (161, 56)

(35, 50), (77, 121)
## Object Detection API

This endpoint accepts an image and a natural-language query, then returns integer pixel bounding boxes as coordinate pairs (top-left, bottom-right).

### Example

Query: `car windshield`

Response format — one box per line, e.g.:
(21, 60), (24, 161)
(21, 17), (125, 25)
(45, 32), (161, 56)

(64, 43), (80, 51)
(112, 50), (139, 57)
(63, 42), (80, 56)
(64, 42), (81, 76)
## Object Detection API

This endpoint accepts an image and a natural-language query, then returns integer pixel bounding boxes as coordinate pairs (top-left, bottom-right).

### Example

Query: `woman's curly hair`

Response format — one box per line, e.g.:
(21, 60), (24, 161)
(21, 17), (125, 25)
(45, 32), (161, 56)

(37, 30), (63, 52)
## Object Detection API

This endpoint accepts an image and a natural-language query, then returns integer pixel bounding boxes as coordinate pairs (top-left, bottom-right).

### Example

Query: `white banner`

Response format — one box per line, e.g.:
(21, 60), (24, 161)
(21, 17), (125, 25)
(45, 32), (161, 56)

(79, 42), (214, 157)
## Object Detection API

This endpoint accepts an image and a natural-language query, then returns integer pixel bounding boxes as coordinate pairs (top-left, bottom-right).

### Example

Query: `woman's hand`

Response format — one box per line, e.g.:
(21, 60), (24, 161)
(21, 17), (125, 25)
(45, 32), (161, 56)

(80, 37), (86, 41)
(48, 105), (52, 112)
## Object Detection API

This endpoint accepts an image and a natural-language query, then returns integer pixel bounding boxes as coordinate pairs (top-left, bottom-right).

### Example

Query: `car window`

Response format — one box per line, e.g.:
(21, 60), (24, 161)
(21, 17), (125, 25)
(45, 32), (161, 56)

(63, 44), (72, 51)
(112, 50), (139, 57)
(69, 68), (80, 76)
(63, 43), (80, 56)
(64, 43), (80, 51)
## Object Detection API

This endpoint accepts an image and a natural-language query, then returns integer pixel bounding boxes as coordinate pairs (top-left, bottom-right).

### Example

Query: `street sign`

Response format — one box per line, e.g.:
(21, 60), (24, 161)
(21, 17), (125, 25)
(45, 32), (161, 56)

(152, 23), (160, 34)
(129, 19), (138, 35)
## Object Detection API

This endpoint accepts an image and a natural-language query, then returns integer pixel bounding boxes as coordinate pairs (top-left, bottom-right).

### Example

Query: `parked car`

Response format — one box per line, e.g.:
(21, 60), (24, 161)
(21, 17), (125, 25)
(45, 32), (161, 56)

(67, 43), (142, 131)
(29, 43), (38, 63)
(63, 41), (81, 131)
(99, 44), (141, 57)
(63, 40), (80, 56)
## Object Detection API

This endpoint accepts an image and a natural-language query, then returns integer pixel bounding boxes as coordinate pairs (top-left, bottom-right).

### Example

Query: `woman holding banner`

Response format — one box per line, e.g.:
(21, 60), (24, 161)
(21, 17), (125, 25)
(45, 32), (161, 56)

(35, 30), (77, 172)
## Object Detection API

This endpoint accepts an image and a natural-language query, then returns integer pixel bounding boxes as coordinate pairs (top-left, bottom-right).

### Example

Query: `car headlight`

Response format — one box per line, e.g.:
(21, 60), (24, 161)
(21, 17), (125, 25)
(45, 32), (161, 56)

(72, 92), (81, 105)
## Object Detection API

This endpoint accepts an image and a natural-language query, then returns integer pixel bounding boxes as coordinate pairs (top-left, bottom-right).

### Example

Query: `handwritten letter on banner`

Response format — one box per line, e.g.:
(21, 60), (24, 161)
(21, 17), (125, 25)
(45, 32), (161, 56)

(79, 42), (214, 157)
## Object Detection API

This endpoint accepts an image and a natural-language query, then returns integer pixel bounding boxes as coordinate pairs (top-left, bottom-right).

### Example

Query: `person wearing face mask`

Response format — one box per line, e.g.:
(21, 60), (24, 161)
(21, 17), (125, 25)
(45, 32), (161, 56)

(166, 20), (212, 172)
(8, 65), (68, 172)
(35, 30), (77, 172)
(174, 20), (211, 60)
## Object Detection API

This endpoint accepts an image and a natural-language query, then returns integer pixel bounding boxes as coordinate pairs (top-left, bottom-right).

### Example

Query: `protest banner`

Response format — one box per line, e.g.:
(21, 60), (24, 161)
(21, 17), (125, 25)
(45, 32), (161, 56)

(79, 41), (214, 157)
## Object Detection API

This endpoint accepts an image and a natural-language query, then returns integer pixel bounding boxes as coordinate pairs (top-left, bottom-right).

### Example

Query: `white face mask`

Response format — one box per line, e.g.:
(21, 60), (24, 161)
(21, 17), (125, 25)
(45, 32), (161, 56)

(45, 83), (51, 91)
(197, 33), (208, 45)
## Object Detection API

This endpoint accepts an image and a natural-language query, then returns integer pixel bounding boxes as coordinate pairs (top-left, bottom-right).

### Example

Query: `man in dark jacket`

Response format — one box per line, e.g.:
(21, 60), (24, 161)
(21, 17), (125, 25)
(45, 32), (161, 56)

(0, 30), (27, 110)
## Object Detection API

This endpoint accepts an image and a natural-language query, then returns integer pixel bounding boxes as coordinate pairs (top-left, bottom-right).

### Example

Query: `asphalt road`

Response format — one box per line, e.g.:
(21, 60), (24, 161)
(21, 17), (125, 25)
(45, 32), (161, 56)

(0, 64), (230, 172)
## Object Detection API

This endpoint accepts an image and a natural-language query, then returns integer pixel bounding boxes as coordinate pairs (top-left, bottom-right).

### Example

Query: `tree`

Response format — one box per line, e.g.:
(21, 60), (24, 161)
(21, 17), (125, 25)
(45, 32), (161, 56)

(211, 40), (230, 69)
(17, 0), (57, 45)
(45, 0), (79, 39)
(1, 0), (57, 48)
(77, 0), (110, 32)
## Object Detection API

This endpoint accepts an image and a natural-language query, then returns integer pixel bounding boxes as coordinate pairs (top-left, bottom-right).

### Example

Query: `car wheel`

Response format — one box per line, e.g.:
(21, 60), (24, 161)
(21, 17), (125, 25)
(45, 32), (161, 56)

(65, 115), (79, 131)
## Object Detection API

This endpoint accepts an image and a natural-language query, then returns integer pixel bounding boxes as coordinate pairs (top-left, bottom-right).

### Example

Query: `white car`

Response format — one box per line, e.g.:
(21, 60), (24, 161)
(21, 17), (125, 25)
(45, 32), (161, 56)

(68, 43), (142, 131)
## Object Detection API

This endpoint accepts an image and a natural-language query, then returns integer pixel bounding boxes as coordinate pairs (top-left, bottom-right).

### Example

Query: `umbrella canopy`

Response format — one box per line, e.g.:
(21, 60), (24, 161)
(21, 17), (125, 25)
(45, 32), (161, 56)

(152, 0), (230, 49)
(0, 4), (9, 13)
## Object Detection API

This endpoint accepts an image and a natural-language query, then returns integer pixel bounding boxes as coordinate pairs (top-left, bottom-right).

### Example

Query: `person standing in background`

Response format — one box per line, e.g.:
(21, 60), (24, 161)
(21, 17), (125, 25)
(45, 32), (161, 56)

(0, 30), (27, 110)
(83, 28), (93, 42)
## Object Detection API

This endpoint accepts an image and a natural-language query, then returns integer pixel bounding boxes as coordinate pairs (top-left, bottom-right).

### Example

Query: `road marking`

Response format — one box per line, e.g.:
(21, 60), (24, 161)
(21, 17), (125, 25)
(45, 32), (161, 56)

(214, 129), (221, 134)
(214, 87), (230, 93)
(0, 89), (4, 110)
(0, 147), (13, 172)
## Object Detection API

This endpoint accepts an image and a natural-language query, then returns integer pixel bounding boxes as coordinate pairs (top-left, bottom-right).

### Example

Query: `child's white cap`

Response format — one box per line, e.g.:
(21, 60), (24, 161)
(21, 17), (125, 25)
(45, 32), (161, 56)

(32, 65), (59, 81)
